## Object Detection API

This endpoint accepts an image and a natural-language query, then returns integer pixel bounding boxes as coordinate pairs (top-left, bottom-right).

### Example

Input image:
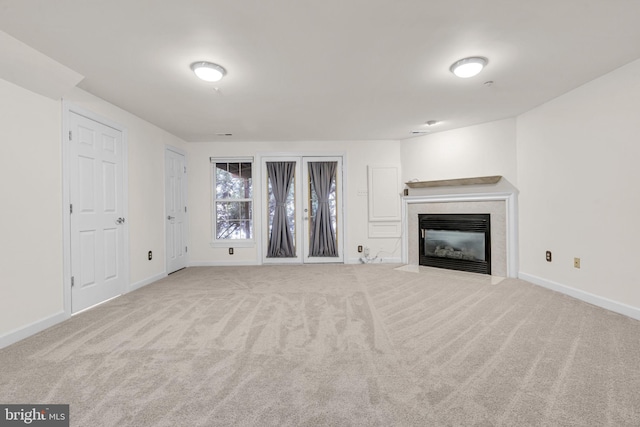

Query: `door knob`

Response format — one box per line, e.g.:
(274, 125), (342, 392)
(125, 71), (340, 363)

(167, 216), (175, 220)
(115, 217), (125, 225)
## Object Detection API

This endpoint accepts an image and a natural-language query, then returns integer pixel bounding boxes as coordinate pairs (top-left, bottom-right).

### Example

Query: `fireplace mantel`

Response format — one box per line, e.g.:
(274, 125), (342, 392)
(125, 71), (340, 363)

(406, 175), (502, 189)
(401, 189), (518, 278)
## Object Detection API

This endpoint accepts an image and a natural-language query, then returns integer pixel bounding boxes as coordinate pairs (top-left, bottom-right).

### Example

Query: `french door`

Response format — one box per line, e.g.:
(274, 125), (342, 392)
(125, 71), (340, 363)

(262, 156), (344, 264)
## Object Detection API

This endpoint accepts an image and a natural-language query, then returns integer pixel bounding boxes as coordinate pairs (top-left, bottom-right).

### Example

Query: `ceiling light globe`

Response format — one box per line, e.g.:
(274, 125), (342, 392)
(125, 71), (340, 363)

(450, 57), (487, 78)
(191, 62), (226, 82)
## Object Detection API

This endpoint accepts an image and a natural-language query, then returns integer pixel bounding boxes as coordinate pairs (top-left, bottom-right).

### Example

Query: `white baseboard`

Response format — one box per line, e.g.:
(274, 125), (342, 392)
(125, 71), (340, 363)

(192, 259), (402, 266)
(190, 260), (260, 267)
(129, 272), (167, 292)
(347, 257), (402, 265)
(2, 272), (168, 349)
(519, 272), (640, 321)
(0, 311), (69, 349)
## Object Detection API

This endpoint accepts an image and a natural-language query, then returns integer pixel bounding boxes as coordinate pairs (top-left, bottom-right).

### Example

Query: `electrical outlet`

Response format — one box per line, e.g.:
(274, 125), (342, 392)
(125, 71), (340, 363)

(574, 257), (580, 268)
(545, 251), (552, 262)
(358, 245), (363, 253)
(148, 251), (152, 261)
(229, 248), (234, 255)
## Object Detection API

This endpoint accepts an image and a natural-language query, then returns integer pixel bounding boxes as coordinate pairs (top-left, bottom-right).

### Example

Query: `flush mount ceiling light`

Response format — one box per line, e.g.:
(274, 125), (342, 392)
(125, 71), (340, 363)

(425, 120), (440, 127)
(190, 61), (226, 82)
(450, 57), (487, 78)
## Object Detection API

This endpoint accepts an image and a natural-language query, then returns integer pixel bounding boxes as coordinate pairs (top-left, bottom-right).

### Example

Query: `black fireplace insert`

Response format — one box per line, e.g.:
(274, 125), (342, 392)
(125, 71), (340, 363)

(419, 213), (491, 275)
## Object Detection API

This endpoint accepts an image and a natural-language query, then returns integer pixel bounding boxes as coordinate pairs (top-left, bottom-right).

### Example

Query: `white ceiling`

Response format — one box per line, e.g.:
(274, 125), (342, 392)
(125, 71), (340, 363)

(1, 0), (640, 142)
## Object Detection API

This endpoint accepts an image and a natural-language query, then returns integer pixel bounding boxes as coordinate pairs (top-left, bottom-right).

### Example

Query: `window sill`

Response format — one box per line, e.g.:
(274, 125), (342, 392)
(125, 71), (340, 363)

(210, 241), (256, 249)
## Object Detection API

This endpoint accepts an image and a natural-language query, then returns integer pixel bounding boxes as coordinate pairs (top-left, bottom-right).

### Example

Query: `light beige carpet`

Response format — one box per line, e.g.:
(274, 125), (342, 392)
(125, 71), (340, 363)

(1, 265), (639, 426)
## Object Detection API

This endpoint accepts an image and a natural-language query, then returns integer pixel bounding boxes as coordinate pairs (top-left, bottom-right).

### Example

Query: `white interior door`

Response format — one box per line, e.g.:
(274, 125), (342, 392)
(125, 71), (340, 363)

(165, 147), (188, 273)
(262, 156), (343, 264)
(69, 112), (126, 313)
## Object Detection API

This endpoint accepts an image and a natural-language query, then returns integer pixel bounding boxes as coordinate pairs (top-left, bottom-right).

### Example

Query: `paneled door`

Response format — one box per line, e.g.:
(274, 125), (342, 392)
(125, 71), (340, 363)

(262, 156), (343, 264)
(69, 112), (126, 313)
(165, 147), (188, 273)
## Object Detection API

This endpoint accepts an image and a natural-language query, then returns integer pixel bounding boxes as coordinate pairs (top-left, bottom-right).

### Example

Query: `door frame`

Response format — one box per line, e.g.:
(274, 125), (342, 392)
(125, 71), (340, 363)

(301, 156), (344, 264)
(260, 156), (303, 264)
(62, 101), (130, 316)
(164, 145), (189, 273)
(257, 151), (347, 265)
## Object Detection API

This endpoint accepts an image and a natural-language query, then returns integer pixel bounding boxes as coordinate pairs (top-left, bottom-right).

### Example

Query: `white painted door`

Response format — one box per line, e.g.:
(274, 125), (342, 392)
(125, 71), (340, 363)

(165, 147), (188, 273)
(69, 112), (126, 313)
(302, 157), (344, 263)
(262, 157), (303, 264)
(262, 156), (343, 264)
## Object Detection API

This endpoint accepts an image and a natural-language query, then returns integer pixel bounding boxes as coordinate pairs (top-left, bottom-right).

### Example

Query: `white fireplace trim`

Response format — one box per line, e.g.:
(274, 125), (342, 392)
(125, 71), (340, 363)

(401, 191), (519, 278)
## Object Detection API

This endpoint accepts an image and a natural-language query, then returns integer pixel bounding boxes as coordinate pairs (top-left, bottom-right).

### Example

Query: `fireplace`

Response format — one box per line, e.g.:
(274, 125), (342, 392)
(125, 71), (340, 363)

(419, 213), (491, 275)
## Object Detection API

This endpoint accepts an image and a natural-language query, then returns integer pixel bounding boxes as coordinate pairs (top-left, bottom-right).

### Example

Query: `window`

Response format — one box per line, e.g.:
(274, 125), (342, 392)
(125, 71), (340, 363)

(211, 158), (254, 245)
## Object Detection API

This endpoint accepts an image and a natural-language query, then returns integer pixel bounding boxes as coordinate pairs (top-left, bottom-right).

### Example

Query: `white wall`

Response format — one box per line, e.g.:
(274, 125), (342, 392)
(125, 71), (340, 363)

(400, 118), (518, 186)
(517, 59), (640, 313)
(3, 39), (638, 347)
(187, 140), (403, 265)
(0, 79), (64, 338)
(0, 81), (188, 346)
(63, 88), (188, 286)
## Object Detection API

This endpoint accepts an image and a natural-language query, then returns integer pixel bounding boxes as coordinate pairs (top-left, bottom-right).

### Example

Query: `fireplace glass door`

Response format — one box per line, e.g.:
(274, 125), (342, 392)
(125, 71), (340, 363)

(419, 213), (491, 274)
(424, 229), (486, 262)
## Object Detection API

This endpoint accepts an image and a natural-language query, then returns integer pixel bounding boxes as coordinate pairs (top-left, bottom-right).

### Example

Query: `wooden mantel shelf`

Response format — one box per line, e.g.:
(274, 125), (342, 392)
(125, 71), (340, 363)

(405, 175), (502, 188)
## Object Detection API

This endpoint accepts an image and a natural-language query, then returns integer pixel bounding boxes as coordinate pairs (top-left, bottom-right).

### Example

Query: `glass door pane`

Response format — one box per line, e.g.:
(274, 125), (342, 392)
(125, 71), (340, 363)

(262, 156), (343, 264)
(266, 163), (296, 257)
(303, 157), (343, 263)
(262, 158), (302, 263)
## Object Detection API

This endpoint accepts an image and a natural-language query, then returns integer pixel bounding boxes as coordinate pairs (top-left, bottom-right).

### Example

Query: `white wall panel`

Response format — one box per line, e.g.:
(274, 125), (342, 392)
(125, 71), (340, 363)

(63, 87), (188, 286)
(187, 140), (402, 265)
(517, 58), (640, 310)
(0, 81), (188, 346)
(400, 119), (517, 186)
(0, 78), (62, 341)
(367, 165), (401, 222)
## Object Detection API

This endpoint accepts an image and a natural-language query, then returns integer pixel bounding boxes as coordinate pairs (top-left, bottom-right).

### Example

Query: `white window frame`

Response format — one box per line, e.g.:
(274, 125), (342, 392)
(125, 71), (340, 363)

(210, 157), (255, 248)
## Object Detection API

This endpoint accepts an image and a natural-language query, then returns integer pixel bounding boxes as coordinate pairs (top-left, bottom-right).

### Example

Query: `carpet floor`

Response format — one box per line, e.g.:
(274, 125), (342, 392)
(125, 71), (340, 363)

(1, 264), (639, 426)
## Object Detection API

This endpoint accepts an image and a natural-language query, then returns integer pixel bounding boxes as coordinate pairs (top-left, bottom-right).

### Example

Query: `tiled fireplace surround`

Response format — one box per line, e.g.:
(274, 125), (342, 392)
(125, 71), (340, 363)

(401, 186), (518, 278)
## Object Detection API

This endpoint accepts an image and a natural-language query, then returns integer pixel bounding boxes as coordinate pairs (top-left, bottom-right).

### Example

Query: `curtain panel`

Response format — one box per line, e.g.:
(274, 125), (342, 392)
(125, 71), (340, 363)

(266, 161), (296, 257)
(309, 161), (338, 257)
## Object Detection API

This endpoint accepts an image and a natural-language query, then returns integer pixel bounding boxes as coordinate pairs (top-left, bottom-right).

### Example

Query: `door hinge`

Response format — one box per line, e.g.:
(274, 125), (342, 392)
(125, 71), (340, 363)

(70, 204), (73, 214)
(185, 246), (188, 253)
(184, 206), (187, 213)
(69, 130), (72, 140)
(71, 276), (75, 287)
(184, 166), (187, 173)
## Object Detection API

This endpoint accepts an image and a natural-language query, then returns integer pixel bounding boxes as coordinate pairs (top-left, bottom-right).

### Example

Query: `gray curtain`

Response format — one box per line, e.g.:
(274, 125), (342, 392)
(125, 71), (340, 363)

(309, 161), (338, 257)
(267, 162), (296, 257)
